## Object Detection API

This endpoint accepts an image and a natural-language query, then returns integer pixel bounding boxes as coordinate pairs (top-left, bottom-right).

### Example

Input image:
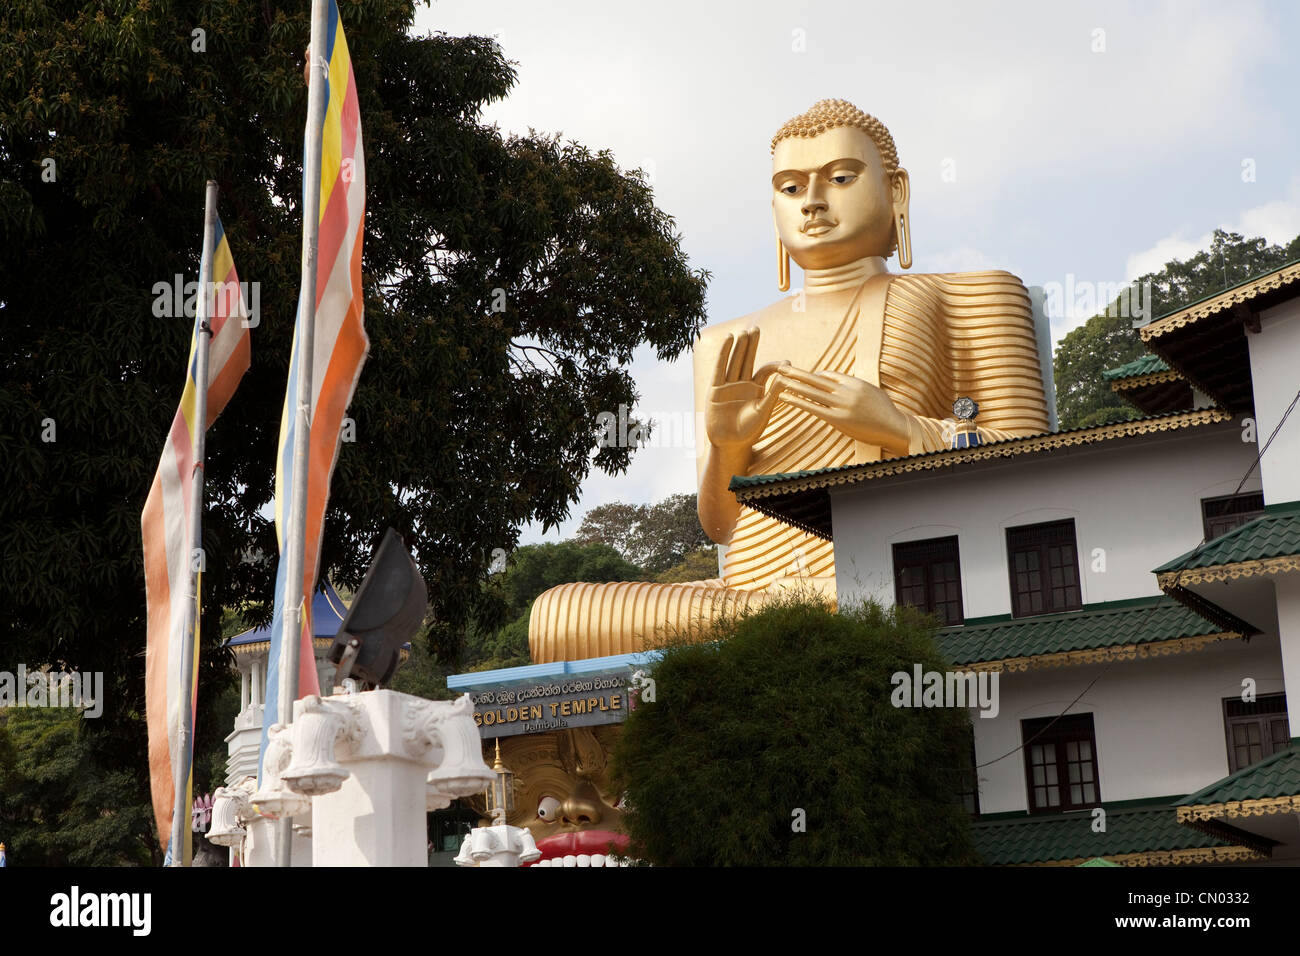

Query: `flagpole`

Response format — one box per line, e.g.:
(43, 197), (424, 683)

(275, 0), (328, 868)
(170, 179), (219, 867)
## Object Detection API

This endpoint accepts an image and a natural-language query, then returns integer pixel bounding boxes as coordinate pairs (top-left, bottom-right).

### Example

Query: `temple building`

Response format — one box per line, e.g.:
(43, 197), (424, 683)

(447, 259), (1300, 866)
(731, 259), (1300, 865)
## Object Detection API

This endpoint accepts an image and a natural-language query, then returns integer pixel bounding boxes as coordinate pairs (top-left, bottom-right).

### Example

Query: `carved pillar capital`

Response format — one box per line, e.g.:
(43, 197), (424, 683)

(281, 694), (362, 796)
(251, 723), (312, 819)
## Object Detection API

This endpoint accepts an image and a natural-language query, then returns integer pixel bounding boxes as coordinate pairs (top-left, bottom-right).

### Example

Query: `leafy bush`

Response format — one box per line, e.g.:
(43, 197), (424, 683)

(611, 597), (980, 866)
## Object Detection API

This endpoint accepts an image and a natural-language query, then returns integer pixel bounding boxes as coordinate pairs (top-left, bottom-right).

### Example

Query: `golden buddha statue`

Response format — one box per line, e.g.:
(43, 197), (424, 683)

(529, 99), (1051, 663)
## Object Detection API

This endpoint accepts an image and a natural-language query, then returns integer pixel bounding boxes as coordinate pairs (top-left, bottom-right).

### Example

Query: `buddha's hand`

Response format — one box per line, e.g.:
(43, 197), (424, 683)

(777, 368), (912, 453)
(705, 329), (789, 451)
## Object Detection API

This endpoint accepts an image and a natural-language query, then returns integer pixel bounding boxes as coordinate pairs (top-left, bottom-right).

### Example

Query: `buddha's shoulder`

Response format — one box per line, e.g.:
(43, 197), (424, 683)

(891, 270), (1029, 292)
(696, 298), (795, 345)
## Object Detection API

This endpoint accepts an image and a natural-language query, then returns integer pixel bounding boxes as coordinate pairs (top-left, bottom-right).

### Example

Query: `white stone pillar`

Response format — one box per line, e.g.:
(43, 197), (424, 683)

(454, 825), (541, 867)
(276, 690), (492, 867)
(242, 813), (313, 867)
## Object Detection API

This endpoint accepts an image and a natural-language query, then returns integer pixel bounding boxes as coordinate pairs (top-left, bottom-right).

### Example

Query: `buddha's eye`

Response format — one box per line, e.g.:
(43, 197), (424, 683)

(779, 182), (803, 195)
(537, 796), (562, 821)
(830, 173), (857, 185)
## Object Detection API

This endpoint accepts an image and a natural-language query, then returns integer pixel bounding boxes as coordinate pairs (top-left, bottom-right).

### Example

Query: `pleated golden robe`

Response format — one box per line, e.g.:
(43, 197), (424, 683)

(529, 271), (1050, 663)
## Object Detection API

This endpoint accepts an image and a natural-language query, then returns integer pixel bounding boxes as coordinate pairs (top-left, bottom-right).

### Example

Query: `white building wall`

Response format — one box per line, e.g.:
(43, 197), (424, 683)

(1248, 299), (1300, 507)
(826, 420), (1279, 809)
(1273, 574), (1300, 733)
(972, 634), (1285, 813)
(831, 423), (1258, 620)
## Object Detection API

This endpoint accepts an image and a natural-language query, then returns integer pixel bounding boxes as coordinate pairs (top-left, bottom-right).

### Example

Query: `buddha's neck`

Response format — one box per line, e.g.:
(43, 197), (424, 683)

(801, 256), (888, 294)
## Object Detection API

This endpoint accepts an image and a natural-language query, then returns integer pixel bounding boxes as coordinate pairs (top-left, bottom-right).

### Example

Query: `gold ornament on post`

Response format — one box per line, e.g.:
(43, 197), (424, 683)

(485, 738), (515, 827)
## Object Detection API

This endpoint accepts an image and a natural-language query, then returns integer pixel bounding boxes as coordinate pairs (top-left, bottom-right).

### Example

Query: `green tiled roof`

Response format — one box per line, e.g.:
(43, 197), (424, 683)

(973, 804), (1242, 865)
(934, 596), (1232, 666)
(1102, 353), (1170, 381)
(1154, 501), (1300, 574)
(1177, 742), (1300, 808)
(728, 408), (1230, 494)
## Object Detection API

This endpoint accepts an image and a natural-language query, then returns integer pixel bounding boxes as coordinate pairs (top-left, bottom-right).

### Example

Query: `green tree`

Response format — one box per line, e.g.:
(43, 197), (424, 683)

(461, 540), (644, 669)
(653, 546), (719, 583)
(611, 598), (980, 866)
(1054, 229), (1300, 429)
(390, 635), (459, 701)
(575, 492), (711, 572)
(0, 707), (158, 866)
(0, 0), (705, 849)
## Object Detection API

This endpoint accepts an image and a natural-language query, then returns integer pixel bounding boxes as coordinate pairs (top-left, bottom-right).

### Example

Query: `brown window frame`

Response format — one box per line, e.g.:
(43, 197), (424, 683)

(1202, 492), (1265, 541)
(1222, 693), (1290, 773)
(893, 535), (964, 626)
(1006, 519), (1082, 618)
(1021, 713), (1100, 814)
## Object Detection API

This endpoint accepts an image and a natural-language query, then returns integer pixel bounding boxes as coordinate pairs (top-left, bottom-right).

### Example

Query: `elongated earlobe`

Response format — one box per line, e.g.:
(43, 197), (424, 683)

(777, 236), (791, 291)
(895, 212), (912, 270)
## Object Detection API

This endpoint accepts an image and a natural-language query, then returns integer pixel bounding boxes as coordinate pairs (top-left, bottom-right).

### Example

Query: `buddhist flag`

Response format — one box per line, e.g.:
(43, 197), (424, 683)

(143, 216), (252, 854)
(260, 0), (368, 772)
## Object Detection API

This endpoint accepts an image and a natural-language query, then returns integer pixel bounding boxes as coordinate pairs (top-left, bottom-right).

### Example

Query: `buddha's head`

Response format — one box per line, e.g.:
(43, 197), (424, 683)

(771, 99), (911, 273)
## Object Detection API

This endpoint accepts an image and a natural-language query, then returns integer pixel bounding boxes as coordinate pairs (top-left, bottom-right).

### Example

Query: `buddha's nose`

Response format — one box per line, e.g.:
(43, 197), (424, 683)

(560, 781), (604, 828)
(802, 183), (828, 217)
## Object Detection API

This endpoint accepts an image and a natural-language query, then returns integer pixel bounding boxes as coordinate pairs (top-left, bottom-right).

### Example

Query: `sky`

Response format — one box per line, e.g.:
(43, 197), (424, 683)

(412, 0), (1300, 544)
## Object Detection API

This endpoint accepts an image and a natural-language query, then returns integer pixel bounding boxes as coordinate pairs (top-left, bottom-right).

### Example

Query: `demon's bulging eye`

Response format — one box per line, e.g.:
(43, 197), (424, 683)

(537, 796), (562, 821)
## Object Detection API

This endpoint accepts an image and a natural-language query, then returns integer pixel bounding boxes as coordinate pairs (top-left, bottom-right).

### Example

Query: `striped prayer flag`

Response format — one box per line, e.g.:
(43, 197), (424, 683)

(260, 0), (368, 773)
(143, 216), (252, 856)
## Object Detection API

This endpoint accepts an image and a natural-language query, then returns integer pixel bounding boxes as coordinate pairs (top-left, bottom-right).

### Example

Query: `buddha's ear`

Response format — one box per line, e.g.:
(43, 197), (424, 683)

(891, 168), (912, 270)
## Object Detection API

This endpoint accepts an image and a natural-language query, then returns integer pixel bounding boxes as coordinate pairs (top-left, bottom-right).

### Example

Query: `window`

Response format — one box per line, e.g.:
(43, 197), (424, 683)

(1022, 714), (1100, 813)
(1006, 520), (1082, 617)
(1223, 694), (1290, 773)
(893, 536), (964, 625)
(1202, 492), (1265, 541)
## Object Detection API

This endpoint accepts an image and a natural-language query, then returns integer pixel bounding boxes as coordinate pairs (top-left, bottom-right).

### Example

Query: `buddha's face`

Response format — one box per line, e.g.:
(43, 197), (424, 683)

(772, 125), (908, 271)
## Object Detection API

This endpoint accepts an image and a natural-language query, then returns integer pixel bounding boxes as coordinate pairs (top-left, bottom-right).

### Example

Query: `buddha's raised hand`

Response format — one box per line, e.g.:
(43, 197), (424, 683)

(704, 329), (788, 451)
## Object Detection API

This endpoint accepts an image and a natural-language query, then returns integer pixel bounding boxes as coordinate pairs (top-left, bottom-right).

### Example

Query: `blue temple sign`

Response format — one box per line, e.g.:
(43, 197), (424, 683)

(446, 651), (660, 739)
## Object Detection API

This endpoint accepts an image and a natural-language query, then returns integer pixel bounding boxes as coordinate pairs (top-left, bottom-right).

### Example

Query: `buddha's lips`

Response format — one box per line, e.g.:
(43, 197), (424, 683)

(528, 830), (628, 864)
(802, 218), (836, 234)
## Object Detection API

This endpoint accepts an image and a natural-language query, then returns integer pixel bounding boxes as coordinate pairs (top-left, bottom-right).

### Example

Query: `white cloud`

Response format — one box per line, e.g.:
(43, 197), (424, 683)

(1125, 176), (1300, 281)
(922, 246), (997, 274)
(1125, 236), (1206, 283)
(409, 0), (1296, 534)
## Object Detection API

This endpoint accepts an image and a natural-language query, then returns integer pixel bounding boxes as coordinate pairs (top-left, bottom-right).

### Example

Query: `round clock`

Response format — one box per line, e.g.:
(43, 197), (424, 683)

(952, 396), (979, 421)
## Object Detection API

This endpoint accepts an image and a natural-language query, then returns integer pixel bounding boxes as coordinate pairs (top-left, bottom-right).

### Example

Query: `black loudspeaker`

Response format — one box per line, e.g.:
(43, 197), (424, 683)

(328, 528), (428, 687)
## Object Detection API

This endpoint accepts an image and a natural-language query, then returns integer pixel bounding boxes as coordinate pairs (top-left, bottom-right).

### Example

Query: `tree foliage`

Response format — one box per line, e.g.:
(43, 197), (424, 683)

(0, 708), (158, 866)
(0, 0), (706, 844)
(458, 540), (643, 670)
(611, 598), (980, 866)
(653, 546), (718, 583)
(575, 492), (711, 572)
(1054, 229), (1300, 429)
